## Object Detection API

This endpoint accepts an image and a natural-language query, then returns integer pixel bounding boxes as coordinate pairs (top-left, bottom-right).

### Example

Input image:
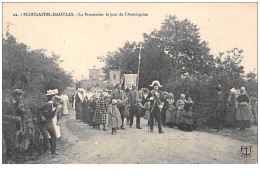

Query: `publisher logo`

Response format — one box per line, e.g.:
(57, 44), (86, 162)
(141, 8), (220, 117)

(241, 146), (253, 158)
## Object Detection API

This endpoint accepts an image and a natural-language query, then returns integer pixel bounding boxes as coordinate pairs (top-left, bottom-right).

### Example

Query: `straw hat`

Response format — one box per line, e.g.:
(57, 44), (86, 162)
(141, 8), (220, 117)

(46, 89), (58, 96)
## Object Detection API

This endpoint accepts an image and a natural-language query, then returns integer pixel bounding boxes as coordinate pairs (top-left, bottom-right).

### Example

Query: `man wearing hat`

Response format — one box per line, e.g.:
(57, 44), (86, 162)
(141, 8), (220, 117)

(110, 84), (128, 129)
(147, 80), (164, 134)
(128, 85), (142, 129)
(2, 89), (25, 163)
(38, 89), (59, 155)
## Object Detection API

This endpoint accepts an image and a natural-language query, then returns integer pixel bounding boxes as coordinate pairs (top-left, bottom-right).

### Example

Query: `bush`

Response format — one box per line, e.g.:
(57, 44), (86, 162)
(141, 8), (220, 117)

(2, 32), (73, 162)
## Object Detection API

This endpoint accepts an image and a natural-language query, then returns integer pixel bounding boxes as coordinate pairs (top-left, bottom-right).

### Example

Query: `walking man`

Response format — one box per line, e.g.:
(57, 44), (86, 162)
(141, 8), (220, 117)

(110, 84), (128, 129)
(128, 85), (142, 129)
(147, 80), (164, 134)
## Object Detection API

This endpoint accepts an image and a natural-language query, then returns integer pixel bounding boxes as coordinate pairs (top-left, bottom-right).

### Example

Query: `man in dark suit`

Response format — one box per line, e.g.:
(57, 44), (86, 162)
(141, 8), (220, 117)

(147, 81), (164, 134)
(128, 85), (142, 129)
(2, 89), (25, 163)
(38, 89), (59, 155)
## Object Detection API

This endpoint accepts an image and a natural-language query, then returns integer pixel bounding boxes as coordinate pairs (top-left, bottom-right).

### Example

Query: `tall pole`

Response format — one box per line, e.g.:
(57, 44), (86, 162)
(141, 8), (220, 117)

(136, 43), (143, 90)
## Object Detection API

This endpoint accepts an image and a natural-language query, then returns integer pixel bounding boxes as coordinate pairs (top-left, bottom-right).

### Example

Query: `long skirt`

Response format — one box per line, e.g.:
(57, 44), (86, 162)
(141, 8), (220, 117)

(94, 111), (107, 125)
(107, 116), (121, 128)
(75, 102), (82, 120)
(161, 109), (167, 125)
(87, 111), (95, 126)
(236, 104), (250, 129)
(181, 110), (195, 131)
(82, 106), (88, 123)
(175, 109), (184, 126)
(49, 116), (61, 138)
(165, 108), (176, 126)
(62, 101), (69, 115)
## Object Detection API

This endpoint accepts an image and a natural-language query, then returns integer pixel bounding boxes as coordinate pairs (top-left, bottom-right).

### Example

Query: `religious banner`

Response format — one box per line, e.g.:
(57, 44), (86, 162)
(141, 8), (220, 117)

(89, 69), (100, 80)
(109, 70), (121, 87)
(124, 74), (138, 89)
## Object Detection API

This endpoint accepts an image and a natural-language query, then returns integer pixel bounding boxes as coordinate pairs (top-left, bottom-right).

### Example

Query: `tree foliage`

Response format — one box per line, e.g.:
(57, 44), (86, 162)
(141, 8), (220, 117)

(3, 33), (73, 107)
(99, 15), (257, 128)
(99, 15), (216, 88)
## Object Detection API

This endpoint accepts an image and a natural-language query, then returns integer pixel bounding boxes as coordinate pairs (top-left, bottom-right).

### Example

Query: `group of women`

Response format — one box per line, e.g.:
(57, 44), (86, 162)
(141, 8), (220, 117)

(225, 87), (253, 131)
(71, 89), (113, 131)
(160, 86), (254, 131)
(157, 92), (196, 131)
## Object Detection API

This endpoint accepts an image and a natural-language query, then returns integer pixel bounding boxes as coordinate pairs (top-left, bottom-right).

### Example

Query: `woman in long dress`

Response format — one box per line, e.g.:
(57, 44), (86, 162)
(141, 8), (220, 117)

(94, 92), (109, 131)
(61, 90), (69, 115)
(175, 94), (185, 129)
(165, 93), (176, 127)
(82, 96), (89, 124)
(161, 92), (169, 126)
(51, 96), (63, 139)
(71, 91), (77, 109)
(236, 87), (251, 131)
(181, 96), (195, 131)
(75, 89), (84, 120)
(88, 94), (97, 127)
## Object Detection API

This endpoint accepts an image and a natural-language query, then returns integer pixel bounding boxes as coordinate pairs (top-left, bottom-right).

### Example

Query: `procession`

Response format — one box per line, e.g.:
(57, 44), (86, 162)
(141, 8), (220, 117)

(2, 78), (257, 164)
(2, 3), (258, 166)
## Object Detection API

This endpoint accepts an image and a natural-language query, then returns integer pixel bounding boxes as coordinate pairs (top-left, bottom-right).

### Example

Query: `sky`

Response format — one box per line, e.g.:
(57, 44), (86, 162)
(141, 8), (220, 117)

(2, 3), (257, 80)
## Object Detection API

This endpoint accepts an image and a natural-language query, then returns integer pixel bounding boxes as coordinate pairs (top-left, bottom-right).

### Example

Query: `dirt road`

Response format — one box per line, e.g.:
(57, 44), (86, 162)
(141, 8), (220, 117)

(27, 109), (257, 164)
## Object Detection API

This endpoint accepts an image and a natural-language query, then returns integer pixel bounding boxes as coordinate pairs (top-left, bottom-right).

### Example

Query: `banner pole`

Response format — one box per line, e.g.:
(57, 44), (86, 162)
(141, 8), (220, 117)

(136, 43), (143, 90)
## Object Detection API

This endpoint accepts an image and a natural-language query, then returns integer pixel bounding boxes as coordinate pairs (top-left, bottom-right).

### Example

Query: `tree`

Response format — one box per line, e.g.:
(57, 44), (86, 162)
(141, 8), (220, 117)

(245, 71), (257, 96)
(99, 15), (215, 89)
(3, 33), (73, 107)
(212, 48), (245, 95)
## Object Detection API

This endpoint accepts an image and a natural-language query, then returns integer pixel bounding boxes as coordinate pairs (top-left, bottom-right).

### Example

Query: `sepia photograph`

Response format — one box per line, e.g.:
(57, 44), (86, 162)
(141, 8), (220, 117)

(1, 2), (258, 166)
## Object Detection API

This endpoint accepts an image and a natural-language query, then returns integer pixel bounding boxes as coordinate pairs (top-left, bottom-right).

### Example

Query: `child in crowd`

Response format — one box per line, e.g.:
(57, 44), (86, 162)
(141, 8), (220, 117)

(107, 99), (122, 135)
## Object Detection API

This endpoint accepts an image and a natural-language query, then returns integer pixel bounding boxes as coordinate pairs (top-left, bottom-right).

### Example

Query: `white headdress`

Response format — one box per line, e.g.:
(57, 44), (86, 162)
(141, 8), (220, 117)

(240, 87), (246, 91)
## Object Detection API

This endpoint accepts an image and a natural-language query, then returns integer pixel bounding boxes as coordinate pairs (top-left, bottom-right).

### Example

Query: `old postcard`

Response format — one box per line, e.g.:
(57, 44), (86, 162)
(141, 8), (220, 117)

(1, 2), (258, 166)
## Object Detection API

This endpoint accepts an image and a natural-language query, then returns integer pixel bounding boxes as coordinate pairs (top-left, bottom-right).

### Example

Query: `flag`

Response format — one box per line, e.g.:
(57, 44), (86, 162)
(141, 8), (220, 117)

(109, 70), (121, 87)
(124, 74), (138, 89)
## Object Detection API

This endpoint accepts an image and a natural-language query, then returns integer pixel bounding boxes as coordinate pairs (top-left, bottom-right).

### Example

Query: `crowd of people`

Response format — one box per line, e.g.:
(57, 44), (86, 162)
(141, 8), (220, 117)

(70, 80), (256, 134)
(2, 79), (256, 164)
(70, 80), (199, 135)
